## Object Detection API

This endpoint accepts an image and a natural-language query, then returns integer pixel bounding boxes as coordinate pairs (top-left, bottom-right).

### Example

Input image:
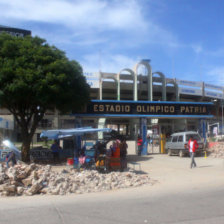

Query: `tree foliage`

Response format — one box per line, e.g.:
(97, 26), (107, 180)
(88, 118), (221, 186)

(0, 33), (90, 161)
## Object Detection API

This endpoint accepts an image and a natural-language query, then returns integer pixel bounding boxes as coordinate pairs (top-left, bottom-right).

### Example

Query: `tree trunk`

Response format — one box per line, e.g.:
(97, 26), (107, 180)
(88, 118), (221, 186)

(21, 138), (31, 162)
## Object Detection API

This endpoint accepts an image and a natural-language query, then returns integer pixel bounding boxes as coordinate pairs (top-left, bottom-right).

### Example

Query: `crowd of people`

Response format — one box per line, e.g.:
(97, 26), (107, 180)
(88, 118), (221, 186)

(93, 138), (128, 171)
(71, 138), (128, 172)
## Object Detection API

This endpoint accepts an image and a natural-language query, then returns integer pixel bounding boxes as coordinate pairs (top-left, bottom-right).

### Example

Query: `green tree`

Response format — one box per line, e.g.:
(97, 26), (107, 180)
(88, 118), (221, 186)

(0, 33), (90, 162)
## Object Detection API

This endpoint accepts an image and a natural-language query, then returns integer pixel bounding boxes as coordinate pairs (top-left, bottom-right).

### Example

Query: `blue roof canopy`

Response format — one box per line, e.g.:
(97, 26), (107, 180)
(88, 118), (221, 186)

(40, 127), (112, 140)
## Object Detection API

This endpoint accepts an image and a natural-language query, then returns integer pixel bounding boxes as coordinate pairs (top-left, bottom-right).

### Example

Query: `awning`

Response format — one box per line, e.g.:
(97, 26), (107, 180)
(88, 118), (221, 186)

(40, 127), (112, 140)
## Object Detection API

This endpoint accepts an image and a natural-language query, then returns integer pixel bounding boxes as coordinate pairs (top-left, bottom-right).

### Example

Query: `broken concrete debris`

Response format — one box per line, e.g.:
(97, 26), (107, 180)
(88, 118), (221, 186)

(207, 142), (224, 158)
(0, 163), (154, 196)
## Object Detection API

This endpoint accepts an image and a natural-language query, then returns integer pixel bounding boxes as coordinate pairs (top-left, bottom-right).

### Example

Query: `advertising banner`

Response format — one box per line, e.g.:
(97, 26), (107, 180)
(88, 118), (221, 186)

(204, 90), (223, 99)
(204, 83), (223, 91)
(179, 87), (202, 96)
(176, 79), (203, 88)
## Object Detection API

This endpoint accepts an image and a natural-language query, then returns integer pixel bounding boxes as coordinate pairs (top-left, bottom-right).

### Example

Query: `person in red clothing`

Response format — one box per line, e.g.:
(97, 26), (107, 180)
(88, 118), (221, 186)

(188, 137), (199, 168)
(137, 135), (143, 156)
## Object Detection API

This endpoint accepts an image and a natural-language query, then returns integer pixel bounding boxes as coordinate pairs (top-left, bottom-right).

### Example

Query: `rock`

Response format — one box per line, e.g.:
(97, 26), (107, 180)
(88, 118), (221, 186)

(61, 169), (69, 174)
(1, 191), (9, 196)
(40, 187), (48, 194)
(32, 170), (39, 180)
(17, 171), (27, 179)
(2, 184), (16, 193)
(24, 190), (33, 196)
(0, 184), (8, 191)
(0, 164), (4, 173)
(10, 180), (22, 186)
(22, 177), (33, 187)
(51, 183), (62, 195)
(45, 165), (51, 172)
(0, 173), (6, 184)
(6, 168), (17, 180)
(17, 186), (24, 195)
(208, 142), (224, 158)
(24, 164), (36, 175)
(28, 182), (43, 194)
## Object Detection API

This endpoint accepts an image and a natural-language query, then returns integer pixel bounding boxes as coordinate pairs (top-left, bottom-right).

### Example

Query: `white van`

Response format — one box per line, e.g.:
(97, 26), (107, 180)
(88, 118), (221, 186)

(165, 131), (204, 157)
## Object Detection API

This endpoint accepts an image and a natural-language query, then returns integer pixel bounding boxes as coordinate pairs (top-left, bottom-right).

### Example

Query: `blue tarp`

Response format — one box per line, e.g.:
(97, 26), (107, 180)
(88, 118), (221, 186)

(40, 127), (112, 140)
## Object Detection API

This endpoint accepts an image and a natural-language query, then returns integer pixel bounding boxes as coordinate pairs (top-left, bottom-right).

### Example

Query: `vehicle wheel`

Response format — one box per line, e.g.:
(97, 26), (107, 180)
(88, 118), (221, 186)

(168, 149), (172, 156)
(179, 150), (184, 157)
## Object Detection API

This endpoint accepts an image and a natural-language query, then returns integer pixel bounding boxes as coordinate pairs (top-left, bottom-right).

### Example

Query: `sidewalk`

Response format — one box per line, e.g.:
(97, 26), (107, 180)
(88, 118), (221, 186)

(127, 152), (224, 193)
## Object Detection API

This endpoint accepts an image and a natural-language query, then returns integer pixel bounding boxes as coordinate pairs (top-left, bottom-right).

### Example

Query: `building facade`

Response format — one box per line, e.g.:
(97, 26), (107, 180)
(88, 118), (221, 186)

(83, 60), (221, 128)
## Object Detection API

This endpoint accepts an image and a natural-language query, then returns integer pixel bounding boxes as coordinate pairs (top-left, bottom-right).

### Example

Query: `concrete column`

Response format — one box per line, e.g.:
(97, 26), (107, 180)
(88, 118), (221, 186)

(134, 60), (152, 101)
(98, 118), (106, 140)
(117, 73), (120, 100)
(99, 72), (102, 100)
(153, 71), (166, 101)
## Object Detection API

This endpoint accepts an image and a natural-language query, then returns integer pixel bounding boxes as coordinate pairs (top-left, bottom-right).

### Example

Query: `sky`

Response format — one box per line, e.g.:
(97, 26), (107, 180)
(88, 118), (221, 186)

(1, 0), (224, 86)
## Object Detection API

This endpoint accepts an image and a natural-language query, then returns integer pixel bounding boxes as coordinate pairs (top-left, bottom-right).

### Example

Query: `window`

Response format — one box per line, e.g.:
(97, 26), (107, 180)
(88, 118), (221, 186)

(38, 119), (52, 128)
(166, 137), (172, 142)
(178, 136), (183, 142)
(61, 119), (75, 128)
(172, 136), (178, 142)
(186, 134), (201, 141)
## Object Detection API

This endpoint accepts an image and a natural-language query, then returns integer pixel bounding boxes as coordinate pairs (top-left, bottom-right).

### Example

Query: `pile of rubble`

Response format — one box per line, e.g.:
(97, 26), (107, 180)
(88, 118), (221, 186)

(0, 163), (155, 196)
(207, 142), (224, 158)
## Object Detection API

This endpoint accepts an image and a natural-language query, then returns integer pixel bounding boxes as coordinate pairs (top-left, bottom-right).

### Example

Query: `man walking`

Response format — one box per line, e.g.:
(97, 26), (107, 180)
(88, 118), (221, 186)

(5, 151), (17, 168)
(188, 137), (198, 168)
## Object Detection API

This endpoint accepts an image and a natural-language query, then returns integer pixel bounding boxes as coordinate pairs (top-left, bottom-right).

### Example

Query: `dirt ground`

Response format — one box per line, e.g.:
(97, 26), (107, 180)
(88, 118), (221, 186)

(129, 153), (224, 193)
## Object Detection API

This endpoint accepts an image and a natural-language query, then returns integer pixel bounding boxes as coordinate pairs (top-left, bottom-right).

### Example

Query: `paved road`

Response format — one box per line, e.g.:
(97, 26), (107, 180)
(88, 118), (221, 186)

(1, 155), (224, 224)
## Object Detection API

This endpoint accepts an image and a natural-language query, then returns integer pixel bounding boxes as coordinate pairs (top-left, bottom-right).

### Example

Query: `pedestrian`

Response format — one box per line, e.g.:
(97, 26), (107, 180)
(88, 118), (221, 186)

(137, 135), (143, 156)
(51, 140), (61, 163)
(120, 139), (128, 171)
(188, 137), (198, 168)
(5, 151), (17, 168)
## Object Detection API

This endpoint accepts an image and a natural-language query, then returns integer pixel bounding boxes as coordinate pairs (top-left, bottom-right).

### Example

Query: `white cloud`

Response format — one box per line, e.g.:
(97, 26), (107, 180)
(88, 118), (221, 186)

(81, 53), (140, 73)
(0, 0), (190, 74)
(0, 0), (182, 49)
(0, 0), (147, 31)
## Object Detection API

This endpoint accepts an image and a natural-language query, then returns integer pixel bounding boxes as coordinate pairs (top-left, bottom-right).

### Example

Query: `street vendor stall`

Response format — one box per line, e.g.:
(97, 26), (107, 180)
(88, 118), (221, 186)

(39, 127), (125, 171)
(38, 127), (112, 166)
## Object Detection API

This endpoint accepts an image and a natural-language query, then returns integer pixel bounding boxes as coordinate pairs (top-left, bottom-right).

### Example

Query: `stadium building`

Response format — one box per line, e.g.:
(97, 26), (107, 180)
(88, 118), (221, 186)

(79, 60), (222, 154)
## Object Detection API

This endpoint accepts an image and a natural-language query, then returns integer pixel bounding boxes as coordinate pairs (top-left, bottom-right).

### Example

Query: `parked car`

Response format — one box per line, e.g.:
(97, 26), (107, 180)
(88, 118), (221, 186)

(165, 131), (204, 157)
